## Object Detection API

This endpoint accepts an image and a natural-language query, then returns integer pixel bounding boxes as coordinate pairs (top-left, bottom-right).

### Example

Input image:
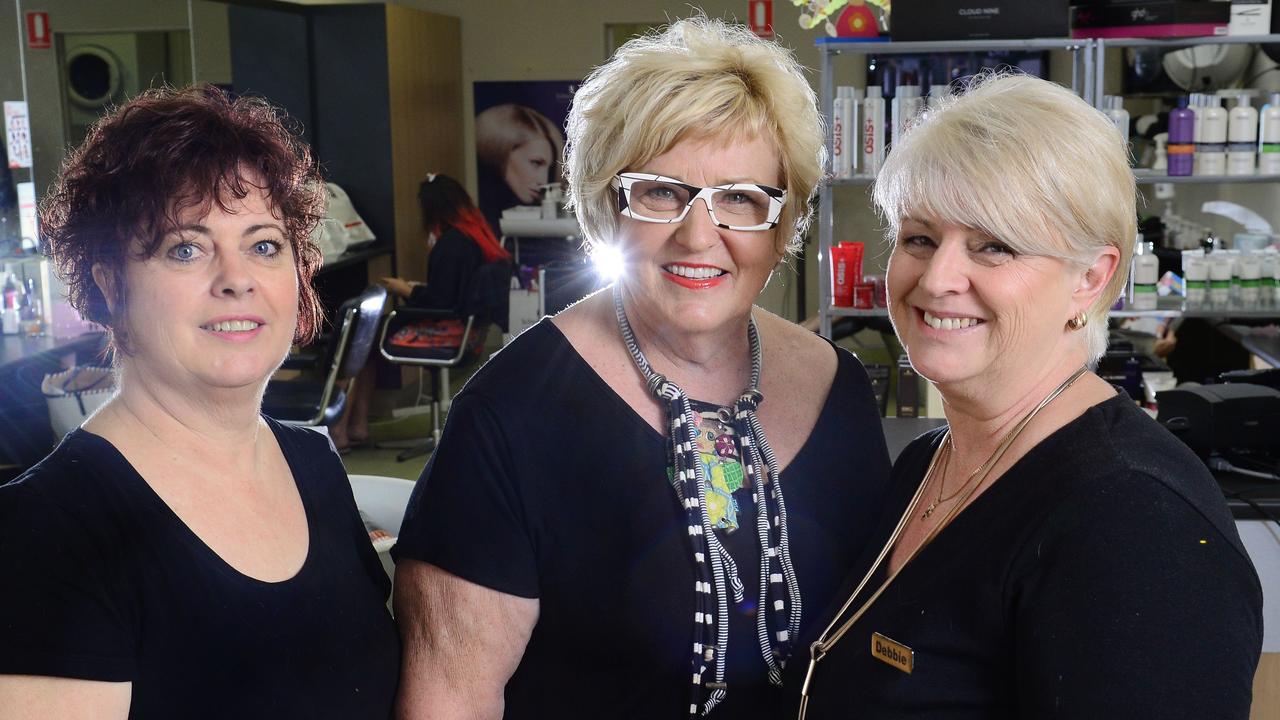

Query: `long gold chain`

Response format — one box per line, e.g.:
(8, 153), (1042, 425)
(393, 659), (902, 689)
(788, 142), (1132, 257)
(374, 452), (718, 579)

(796, 365), (1089, 719)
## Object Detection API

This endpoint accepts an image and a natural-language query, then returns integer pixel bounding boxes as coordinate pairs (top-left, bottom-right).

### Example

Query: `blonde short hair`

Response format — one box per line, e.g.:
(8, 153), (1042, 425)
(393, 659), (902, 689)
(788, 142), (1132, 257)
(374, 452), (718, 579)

(873, 72), (1136, 363)
(475, 103), (565, 175)
(564, 17), (824, 256)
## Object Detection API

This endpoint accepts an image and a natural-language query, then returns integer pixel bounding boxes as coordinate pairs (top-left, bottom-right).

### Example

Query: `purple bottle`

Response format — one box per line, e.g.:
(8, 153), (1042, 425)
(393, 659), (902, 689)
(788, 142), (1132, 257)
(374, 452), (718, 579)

(1168, 97), (1195, 177)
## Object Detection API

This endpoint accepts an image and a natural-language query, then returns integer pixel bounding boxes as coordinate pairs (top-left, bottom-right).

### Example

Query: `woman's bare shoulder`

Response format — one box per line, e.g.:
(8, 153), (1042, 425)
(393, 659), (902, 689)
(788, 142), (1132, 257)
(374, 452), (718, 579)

(753, 307), (838, 392)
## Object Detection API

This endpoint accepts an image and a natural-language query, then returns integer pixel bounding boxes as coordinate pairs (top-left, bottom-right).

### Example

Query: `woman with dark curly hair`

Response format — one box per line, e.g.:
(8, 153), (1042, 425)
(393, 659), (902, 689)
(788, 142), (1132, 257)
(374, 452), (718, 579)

(0, 86), (399, 718)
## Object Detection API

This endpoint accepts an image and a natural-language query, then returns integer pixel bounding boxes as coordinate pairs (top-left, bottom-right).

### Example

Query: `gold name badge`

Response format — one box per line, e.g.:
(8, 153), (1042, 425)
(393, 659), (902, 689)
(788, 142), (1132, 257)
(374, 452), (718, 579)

(871, 632), (914, 674)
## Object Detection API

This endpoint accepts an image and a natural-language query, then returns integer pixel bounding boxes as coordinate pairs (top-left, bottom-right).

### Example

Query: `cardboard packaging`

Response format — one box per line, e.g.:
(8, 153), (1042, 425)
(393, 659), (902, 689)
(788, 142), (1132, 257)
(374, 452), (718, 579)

(1229, 0), (1272, 35)
(1070, 1), (1231, 39)
(891, 0), (1070, 41)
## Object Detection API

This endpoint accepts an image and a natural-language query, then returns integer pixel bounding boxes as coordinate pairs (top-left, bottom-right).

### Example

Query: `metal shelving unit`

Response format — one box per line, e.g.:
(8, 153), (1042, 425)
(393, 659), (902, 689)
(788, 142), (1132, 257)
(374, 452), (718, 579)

(816, 34), (1280, 338)
(1134, 172), (1280, 184)
(1092, 34), (1280, 110)
(1109, 296), (1280, 319)
(815, 37), (1093, 338)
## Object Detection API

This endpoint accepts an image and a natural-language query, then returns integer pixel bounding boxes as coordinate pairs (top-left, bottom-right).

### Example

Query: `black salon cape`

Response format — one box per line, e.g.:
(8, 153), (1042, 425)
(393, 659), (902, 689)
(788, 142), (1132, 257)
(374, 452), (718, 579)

(406, 226), (483, 311)
(795, 393), (1263, 719)
(392, 318), (893, 719)
(0, 418), (400, 718)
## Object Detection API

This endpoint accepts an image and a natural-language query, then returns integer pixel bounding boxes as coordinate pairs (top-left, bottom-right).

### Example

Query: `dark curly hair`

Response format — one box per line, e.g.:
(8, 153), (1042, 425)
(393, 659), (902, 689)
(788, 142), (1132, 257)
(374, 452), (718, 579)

(40, 84), (326, 352)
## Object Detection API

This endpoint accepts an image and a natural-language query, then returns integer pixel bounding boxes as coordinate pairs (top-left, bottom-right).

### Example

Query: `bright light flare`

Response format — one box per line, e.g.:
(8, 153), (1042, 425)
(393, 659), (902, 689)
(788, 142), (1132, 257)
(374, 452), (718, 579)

(592, 245), (626, 282)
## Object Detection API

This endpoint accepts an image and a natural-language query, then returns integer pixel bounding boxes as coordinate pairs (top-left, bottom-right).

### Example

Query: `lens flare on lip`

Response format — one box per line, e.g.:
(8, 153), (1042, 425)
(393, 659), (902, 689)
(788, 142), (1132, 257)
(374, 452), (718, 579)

(592, 244), (626, 282)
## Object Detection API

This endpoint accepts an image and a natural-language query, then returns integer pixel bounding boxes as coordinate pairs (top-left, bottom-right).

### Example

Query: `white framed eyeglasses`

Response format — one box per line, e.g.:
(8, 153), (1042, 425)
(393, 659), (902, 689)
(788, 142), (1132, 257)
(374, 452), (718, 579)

(612, 172), (787, 232)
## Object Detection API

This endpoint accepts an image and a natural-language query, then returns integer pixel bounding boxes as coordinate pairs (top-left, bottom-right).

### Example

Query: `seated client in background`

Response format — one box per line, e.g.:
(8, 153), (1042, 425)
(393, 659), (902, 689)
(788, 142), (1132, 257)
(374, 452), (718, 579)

(391, 17), (892, 719)
(0, 86), (399, 718)
(796, 72), (1262, 719)
(329, 173), (509, 453)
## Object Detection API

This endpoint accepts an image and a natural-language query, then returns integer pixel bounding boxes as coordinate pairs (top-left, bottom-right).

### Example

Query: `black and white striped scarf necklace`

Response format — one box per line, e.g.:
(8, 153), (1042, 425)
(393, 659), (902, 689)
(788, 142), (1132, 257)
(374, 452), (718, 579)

(612, 283), (802, 716)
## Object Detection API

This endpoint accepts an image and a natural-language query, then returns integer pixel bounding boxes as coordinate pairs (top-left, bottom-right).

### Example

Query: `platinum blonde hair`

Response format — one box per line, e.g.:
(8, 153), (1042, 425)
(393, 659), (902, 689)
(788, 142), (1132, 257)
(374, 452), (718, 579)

(475, 103), (565, 174)
(873, 72), (1136, 363)
(564, 16), (825, 256)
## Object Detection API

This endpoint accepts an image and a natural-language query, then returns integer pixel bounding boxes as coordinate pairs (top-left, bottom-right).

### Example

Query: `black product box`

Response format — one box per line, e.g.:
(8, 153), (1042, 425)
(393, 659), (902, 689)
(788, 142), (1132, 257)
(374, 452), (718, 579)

(1070, 1), (1231, 38)
(866, 364), (891, 417)
(895, 355), (921, 418)
(891, 0), (1070, 41)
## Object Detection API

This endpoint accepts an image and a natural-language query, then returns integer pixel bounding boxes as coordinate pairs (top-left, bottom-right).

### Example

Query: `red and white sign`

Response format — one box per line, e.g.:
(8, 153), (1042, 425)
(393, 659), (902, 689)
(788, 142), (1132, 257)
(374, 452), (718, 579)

(26, 12), (50, 50)
(749, 0), (773, 38)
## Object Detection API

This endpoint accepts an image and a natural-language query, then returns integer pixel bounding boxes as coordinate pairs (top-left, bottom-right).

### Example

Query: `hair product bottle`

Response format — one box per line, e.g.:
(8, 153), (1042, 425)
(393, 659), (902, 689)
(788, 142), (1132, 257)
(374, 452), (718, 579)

(1261, 251), (1279, 308)
(833, 86), (862, 179)
(1239, 253), (1263, 308)
(1168, 97), (1195, 177)
(1189, 94), (1203, 175)
(1104, 96), (1131, 161)
(1227, 95), (1258, 176)
(1209, 252), (1234, 308)
(832, 86), (851, 179)
(891, 84), (922, 148)
(1197, 96), (1228, 176)
(1129, 236), (1159, 311)
(1183, 251), (1208, 308)
(862, 87), (886, 176)
(1260, 92), (1280, 175)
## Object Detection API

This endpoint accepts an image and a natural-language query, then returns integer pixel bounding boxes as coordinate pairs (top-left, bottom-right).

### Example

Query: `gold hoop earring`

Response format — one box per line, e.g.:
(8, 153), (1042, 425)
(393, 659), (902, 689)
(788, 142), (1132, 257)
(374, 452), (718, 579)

(1067, 312), (1088, 331)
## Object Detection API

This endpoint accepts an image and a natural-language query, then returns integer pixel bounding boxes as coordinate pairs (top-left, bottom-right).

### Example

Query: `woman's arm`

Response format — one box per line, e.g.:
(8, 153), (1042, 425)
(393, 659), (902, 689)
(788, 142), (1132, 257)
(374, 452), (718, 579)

(1013, 472), (1262, 718)
(0, 676), (130, 719)
(393, 560), (538, 720)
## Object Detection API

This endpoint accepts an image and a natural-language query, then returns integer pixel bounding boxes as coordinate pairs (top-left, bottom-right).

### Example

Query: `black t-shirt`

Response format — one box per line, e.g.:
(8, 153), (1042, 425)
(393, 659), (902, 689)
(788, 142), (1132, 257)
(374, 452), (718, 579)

(392, 318), (892, 719)
(0, 418), (400, 718)
(796, 393), (1263, 719)
(407, 227), (483, 311)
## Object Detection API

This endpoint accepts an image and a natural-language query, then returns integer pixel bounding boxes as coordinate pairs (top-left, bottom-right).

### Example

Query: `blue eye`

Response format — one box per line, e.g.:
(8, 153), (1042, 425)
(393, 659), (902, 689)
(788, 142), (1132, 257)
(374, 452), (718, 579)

(980, 242), (1014, 256)
(168, 242), (201, 262)
(252, 239), (283, 257)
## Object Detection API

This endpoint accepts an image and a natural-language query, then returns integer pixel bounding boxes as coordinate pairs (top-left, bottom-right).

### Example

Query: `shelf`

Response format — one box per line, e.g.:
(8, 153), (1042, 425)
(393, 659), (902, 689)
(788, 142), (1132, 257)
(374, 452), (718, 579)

(1133, 172), (1280, 185)
(826, 176), (877, 186)
(1112, 308), (1280, 319)
(824, 301), (1280, 320)
(1095, 33), (1280, 49)
(832, 172), (1280, 186)
(829, 307), (889, 318)
(815, 36), (1088, 54)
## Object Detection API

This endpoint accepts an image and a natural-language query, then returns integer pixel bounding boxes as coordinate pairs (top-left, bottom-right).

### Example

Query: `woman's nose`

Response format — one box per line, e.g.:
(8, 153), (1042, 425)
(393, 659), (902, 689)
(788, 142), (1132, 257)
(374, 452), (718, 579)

(672, 197), (720, 252)
(213, 252), (255, 297)
(916, 242), (971, 296)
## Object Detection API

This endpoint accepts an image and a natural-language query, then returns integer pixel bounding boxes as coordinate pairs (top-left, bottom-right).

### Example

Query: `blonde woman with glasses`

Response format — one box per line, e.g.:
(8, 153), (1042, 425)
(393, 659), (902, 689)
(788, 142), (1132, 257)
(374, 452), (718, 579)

(392, 17), (891, 719)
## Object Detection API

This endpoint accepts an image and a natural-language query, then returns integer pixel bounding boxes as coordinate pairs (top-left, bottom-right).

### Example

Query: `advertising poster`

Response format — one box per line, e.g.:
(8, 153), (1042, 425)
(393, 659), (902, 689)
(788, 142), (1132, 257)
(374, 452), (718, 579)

(472, 81), (577, 238)
(5, 102), (32, 170)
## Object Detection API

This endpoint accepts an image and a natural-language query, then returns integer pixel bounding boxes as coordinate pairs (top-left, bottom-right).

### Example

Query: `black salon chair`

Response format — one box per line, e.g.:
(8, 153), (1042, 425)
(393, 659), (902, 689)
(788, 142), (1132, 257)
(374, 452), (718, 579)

(263, 284), (387, 427)
(379, 260), (510, 461)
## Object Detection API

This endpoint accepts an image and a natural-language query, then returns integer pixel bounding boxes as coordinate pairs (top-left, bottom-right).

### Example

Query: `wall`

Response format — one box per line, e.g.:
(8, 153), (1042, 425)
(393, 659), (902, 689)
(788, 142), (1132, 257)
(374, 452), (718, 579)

(0, 0), (844, 319)
(283, 0), (817, 318)
(7, 0), (191, 193)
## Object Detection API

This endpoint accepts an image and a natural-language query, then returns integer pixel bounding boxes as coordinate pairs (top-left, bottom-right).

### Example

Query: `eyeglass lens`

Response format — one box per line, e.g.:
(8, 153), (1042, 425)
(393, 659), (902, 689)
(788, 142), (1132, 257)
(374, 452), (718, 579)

(627, 179), (774, 226)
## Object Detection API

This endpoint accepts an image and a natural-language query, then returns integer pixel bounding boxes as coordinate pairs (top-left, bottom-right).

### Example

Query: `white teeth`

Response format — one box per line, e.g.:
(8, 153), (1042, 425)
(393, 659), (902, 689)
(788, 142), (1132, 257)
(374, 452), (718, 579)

(665, 264), (725, 280)
(206, 320), (261, 332)
(923, 311), (981, 331)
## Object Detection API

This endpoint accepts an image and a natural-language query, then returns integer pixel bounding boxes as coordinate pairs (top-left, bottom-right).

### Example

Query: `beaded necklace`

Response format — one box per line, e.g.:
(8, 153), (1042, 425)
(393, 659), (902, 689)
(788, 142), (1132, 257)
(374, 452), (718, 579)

(613, 283), (801, 716)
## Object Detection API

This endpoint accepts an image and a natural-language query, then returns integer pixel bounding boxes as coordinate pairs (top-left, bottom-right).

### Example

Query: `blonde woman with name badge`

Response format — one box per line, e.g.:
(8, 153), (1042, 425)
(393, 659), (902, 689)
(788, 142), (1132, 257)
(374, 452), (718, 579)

(795, 73), (1263, 719)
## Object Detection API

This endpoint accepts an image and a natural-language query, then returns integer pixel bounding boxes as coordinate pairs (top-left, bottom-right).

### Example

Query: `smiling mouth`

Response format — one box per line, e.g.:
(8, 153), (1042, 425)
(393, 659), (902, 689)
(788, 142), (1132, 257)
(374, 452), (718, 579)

(202, 320), (262, 333)
(663, 264), (727, 280)
(922, 310), (984, 331)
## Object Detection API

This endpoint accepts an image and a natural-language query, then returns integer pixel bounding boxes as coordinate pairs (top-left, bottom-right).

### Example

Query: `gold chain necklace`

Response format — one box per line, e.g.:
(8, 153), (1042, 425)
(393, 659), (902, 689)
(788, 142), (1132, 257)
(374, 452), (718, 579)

(920, 428), (1003, 521)
(796, 365), (1089, 720)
